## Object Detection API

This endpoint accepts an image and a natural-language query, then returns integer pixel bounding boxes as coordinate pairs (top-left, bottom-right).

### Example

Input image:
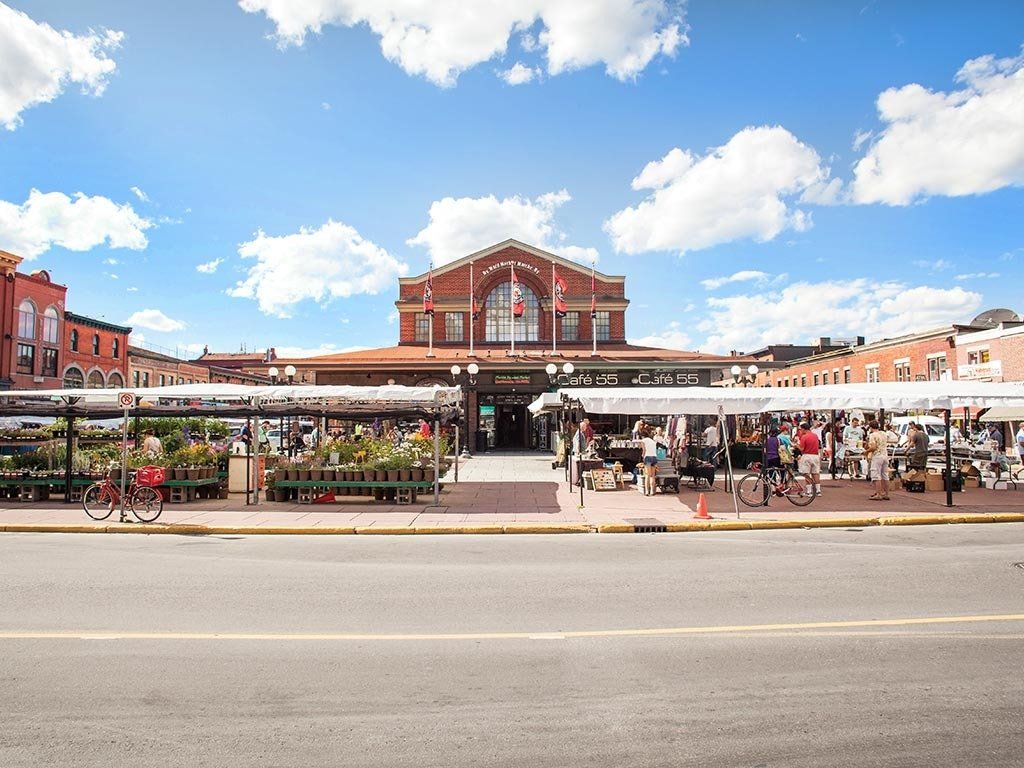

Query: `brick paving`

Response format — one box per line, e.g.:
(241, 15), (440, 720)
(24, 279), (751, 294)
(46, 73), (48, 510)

(0, 453), (1020, 530)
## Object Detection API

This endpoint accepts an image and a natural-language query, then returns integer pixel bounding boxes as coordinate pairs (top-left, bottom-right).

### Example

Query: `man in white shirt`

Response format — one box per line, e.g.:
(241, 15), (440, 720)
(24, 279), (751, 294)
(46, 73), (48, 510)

(1016, 424), (1024, 460)
(702, 420), (720, 465)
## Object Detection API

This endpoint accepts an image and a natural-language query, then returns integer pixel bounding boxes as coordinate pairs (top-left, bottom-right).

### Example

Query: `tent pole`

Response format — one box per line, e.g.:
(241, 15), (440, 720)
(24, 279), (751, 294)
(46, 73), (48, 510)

(63, 415), (75, 503)
(720, 406), (740, 519)
(245, 414), (252, 506)
(454, 423), (459, 483)
(830, 409), (837, 479)
(944, 408), (953, 508)
(433, 417), (440, 505)
(118, 408), (129, 522)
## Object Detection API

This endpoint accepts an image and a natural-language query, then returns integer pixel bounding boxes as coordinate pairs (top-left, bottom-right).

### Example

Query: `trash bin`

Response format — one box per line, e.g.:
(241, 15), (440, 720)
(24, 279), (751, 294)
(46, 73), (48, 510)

(475, 430), (488, 453)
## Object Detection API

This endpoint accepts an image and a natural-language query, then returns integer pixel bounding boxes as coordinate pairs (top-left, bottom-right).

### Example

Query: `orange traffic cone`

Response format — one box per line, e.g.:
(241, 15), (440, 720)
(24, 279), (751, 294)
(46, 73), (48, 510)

(693, 492), (712, 520)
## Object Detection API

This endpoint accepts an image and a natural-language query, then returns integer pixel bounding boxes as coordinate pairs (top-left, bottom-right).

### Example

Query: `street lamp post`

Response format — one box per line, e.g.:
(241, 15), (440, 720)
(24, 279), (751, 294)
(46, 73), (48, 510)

(547, 362), (575, 481)
(268, 366), (281, 456)
(284, 365), (296, 456)
(728, 364), (760, 485)
(450, 363), (478, 457)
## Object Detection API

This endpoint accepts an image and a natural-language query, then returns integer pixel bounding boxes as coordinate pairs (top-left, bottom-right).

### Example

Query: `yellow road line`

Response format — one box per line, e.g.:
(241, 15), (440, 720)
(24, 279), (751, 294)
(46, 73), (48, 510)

(1, 613), (1023, 642)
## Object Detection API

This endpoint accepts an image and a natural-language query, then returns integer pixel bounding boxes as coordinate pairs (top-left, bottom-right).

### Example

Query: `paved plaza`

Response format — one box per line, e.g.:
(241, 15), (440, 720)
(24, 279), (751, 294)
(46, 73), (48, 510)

(0, 453), (1021, 532)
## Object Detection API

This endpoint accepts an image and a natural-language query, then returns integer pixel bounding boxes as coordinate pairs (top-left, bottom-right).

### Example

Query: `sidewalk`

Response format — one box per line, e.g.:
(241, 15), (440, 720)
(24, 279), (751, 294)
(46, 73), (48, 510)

(0, 453), (1021, 534)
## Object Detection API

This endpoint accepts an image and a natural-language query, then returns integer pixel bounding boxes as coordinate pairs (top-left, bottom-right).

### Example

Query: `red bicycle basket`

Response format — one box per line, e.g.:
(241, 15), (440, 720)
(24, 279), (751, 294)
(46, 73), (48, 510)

(136, 465), (166, 487)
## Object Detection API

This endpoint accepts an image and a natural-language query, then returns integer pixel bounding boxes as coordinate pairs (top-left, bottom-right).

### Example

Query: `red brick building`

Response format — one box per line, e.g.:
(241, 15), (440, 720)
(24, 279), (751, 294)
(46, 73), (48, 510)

(274, 240), (750, 450)
(954, 310), (1024, 382)
(10, 267), (68, 390)
(62, 312), (131, 390)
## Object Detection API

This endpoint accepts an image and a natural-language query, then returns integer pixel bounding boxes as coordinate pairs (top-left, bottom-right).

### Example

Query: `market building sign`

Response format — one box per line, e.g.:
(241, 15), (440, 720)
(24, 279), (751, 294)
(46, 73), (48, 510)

(479, 260), (541, 278)
(957, 361), (1002, 380)
(493, 372), (533, 385)
(555, 369), (711, 388)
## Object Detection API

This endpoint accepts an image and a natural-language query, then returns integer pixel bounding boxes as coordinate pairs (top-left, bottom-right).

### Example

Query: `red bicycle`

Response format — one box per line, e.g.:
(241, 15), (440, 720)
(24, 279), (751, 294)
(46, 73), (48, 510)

(83, 467), (164, 522)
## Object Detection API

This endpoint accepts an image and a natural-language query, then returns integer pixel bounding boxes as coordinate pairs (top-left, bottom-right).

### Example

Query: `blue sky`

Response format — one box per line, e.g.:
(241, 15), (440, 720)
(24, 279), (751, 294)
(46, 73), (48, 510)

(1, 0), (1022, 358)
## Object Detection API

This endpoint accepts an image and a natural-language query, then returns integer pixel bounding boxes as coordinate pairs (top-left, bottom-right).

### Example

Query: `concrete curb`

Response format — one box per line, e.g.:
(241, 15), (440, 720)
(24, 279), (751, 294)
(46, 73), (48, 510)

(1, 513), (1022, 536)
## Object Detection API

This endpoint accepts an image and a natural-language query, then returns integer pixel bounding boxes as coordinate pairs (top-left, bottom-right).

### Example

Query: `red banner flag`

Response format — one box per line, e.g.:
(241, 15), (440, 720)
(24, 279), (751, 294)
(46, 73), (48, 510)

(590, 266), (597, 319)
(553, 270), (568, 318)
(423, 267), (434, 315)
(511, 265), (525, 317)
(472, 294), (482, 320)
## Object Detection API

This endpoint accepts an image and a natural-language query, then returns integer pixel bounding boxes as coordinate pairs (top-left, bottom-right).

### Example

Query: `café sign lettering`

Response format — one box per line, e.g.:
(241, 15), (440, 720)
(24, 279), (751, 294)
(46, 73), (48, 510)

(479, 260), (541, 278)
(493, 372), (533, 385)
(555, 369), (710, 387)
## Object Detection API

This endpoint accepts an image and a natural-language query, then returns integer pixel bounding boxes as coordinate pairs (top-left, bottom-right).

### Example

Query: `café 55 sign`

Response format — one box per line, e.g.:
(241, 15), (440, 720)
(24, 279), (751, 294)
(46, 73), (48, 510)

(555, 369), (711, 387)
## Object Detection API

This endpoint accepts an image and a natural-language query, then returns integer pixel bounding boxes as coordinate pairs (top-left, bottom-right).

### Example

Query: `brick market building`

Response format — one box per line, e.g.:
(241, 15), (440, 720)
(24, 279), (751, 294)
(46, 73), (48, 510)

(954, 309), (1024, 383)
(128, 345), (211, 388)
(62, 312), (132, 390)
(274, 239), (753, 450)
(10, 267), (68, 390)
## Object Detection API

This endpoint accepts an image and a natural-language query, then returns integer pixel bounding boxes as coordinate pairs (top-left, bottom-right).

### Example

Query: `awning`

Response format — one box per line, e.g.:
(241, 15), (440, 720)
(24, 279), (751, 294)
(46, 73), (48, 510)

(0, 383), (463, 421)
(978, 407), (1024, 422)
(527, 392), (563, 415)
(557, 381), (1024, 416)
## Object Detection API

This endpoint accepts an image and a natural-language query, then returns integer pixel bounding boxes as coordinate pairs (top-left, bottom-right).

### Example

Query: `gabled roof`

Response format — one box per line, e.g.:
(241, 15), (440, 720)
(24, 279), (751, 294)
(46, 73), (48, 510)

(399, 239), (623, 284)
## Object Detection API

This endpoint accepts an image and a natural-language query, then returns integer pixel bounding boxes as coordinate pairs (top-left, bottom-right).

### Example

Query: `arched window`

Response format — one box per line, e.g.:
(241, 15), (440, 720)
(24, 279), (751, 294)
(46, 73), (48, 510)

(63, 367), (84, 389)
(87, 370), (105, 389)
(112, 338), (119, 358)
(107, 372), (124, 389)
(17, 300), (36, 339)
(484, 281), (540, 342)
(70, 329), (79, 352)
(92, 334), (100, 355)
(42, 306), (60, 343)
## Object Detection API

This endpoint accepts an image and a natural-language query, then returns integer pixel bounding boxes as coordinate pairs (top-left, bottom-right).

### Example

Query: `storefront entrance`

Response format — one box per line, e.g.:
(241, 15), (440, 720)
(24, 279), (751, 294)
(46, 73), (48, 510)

(478, 393), (538, 451)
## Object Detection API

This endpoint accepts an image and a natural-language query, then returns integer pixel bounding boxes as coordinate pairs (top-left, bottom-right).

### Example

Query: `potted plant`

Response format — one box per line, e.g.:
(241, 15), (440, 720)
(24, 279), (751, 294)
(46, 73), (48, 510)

(264, 475), (277, 502)
(295, 460), (311, 481)
(309, 458), (323, 482)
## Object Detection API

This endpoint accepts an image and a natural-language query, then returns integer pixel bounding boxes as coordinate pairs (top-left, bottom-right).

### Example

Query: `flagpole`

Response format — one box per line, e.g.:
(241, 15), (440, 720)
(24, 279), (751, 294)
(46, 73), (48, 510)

(591, 261), (597, 358)
(426, 262), (435, 358)
(510, 263), (516, 356)
(469, 260), (475, 356)
(551, 262), (557, 356)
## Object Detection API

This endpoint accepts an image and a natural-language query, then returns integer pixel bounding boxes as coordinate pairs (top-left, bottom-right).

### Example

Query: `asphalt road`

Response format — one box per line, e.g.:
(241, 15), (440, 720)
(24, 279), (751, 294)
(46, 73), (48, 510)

(2, 526), (1023, 767)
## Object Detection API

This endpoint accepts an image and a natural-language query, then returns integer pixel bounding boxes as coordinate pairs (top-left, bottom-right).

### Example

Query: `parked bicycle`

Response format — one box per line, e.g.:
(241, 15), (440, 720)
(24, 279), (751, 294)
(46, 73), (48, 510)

(83, 466), (164, 522)
(736, 462), (816, 507)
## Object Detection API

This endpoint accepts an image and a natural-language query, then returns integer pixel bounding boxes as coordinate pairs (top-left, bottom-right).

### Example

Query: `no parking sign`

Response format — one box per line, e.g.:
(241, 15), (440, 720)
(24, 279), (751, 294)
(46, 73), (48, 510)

(118, 391), (135, 410)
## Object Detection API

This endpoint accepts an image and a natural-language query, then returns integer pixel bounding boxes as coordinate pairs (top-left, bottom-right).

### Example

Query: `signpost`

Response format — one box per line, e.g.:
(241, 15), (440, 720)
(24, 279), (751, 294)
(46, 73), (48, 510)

(117, 392), (135, 522)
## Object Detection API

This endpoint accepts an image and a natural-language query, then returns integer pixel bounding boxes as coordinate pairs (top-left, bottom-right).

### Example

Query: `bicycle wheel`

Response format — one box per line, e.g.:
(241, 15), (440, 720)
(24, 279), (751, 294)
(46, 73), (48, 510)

(82, 484), (115, 520)
(737, 472), (771, 507)
(130, 486), (163, 522)
(783, 471), (816, 506)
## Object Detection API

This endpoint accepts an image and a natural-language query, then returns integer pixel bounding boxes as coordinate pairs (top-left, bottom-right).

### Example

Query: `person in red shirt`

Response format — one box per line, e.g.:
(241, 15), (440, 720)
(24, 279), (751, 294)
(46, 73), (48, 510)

(796, 422), (822, 496)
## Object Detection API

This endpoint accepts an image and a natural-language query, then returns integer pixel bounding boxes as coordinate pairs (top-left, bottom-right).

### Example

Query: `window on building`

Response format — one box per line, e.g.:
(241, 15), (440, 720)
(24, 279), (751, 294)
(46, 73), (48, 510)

(16, 343), (34, 374)
(142, 372), (150, 387)
(112, 338), (119, 359)
(800, 374), (807, 387)
(866, 365), (880, 383)
(832, 370), (840, 384)
(927, 355), (947, 381)
(70, 329), (78, 352)
(484, 281), (540, 342)
(895, 361), (911, 382)
(414, 312), (431, 342)
(843, 367), (851, 384)
(177, 376), (184, 385)
(561, 312), (580, 341)
(133, 370), (140, 387)
(813, 373), (820, 386)
(92, 334), (100, 355)
(967, 349), (990, 365)
(593, 311), (611, 341)
(41, 348), (58, 378)
(87, 370), (104, 389)
(42, 306), (59, 344)
(159, 374), (166, 387)
(17, 300), (36, 339)
(107, 372), (124, 389)
(63, 367), (84, 389)
(444, 312), (464, 342)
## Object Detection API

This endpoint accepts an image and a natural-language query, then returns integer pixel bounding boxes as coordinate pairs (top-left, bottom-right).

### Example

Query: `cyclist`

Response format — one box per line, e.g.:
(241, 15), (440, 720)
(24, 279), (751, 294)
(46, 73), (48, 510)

(764, 427), (782, 483)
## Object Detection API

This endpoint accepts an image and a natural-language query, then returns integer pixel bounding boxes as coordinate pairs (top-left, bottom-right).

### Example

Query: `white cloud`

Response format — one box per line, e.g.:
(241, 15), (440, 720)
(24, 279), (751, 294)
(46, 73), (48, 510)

(499, 62), (538, 85)
(912, 258), (954, 271)
(696, 279), (982, 354)
(238, 0), (686, 87)
(321, 101), (331, 110)
(387, 310), (399, 324)
(605, 126), (837, 255)
(700, 270), (771, 290)
(0, 188), (152, 259)
(125, 308), (187, 333)
(851, 48), (1024, 205)
(954, 272), (1000, 280)
(408, 189), (598, 266)
(0, 4), (123, 130)
(275, 343), (370, 359)
(126, 286), (138, 292)
(103, 257), (119, 265)
(851, 129), (873, 151)
(129, 186), (149, 202)
(230, 219), (409, 317)
(629, 320), (692, 351)
(196, 257), (224, 274)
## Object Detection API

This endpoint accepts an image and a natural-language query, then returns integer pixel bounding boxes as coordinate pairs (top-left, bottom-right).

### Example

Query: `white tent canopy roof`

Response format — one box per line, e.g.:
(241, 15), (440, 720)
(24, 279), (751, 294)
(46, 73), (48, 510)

(978, 407), (1024, 422)
(555, 382), (1024, 416)
(527, 392), (562, 415)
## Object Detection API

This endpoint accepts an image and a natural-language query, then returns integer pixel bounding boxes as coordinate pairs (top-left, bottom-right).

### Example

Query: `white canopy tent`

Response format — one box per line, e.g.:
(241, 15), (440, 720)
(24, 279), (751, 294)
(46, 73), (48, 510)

(978, 407), (1024, 422)
(527, 392), (562, 415)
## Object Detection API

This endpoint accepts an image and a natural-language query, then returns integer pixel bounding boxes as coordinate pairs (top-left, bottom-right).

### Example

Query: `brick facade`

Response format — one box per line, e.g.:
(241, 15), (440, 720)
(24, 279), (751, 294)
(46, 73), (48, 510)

(129, 346), (211, 388)
(11, 269), (68, 390)
(955, 323), (1024, 382)
(62, 312), (132, 389)
(396, 241), (627, 348)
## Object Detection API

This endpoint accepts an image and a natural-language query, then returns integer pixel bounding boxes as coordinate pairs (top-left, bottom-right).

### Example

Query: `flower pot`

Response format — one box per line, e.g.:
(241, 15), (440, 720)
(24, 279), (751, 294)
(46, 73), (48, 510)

(109, 468), (122, 481)
(274, 468), (286, 482)
(217, 486), (229, 499)
(321, 469), (335, 482)
(297, 469), (311, 481)
(398, 469), (411, 482)
(386, 469), (400, 482)
(265, 489), (277, 502)
(310, 469), (323, 481)
(424, 468), (436, 482)
(186, 468), (200, 481)
(286, 468), (298, 481)
(362, 469), (375, 483)
(411, 468), (424, 482)
(375, 469), (387, 482)
(173, 467), (186, 480)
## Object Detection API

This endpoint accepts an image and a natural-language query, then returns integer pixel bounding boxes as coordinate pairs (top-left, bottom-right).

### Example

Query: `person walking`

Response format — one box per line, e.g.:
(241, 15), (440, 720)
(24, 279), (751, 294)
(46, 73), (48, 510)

(796, 422), (821, 496)
(141, 430), (162, 456)
(842, 417), (865, 478)
(1016, 422), (1024, 460)
(908, 421), (929, 472)
(258, 420), (270, 453)
(865, 420), (890, 500)
(639, 427), (659, 496)
(702, 419), (720, 466)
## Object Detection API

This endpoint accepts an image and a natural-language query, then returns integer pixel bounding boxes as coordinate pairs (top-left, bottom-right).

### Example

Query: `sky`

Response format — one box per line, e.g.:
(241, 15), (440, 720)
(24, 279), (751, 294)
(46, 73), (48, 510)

(1, 0), (1022, 359)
